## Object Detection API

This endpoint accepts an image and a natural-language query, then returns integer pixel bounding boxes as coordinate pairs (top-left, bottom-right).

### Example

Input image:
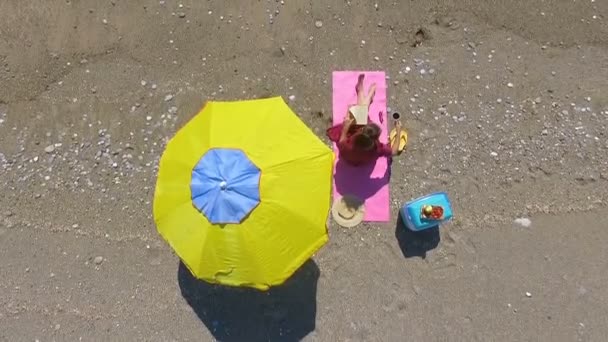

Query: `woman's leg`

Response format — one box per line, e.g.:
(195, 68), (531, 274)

(364, 83), (376, 107)
(355, 74), (376, 107)
(356, 74), (366, 105)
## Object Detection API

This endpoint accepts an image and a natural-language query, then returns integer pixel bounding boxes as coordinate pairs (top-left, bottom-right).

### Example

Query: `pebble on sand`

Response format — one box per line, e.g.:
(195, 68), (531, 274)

(315, 20), (323, 28)
(44, 145), (55, 153)
(525, 292), (532, 298)
(94, 256), (104, 265)
(514, 217), (532, 228)
(288, 95), (296, 101)
(164, 94), (174, 102)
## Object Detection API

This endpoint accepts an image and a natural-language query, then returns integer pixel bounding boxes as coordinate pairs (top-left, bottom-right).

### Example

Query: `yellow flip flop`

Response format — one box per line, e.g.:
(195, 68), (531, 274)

(390, 128), (408, 152)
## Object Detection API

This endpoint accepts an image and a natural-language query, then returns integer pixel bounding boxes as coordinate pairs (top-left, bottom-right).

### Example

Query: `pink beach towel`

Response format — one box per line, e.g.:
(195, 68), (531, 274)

(332, 71), (390, 222)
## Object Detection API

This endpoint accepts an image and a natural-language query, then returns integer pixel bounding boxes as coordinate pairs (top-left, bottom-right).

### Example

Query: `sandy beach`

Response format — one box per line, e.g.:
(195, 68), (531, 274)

(1, 0), (607, 341)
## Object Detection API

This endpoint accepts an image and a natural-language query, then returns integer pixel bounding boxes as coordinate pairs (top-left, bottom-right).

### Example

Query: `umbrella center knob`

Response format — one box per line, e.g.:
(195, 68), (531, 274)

(219, 180), (228, 190)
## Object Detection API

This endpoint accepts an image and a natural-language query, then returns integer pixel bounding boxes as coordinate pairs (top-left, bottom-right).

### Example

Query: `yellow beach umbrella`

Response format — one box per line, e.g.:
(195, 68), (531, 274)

(153, 97), (333, 290)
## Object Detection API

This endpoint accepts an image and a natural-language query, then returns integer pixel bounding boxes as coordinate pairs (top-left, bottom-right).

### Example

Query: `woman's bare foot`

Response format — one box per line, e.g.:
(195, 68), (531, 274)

(356, 74), (365, 104)
(355, 74), (377, 107)
(355, 73), (377, 109)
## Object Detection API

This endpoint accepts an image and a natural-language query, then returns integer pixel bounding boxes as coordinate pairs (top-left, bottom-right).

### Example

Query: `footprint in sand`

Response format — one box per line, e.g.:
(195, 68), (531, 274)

(146, 245), (163, 266)
(443, 230), (478, 255)
(429, 253), (461, 281)
(381, 282), (414, 316)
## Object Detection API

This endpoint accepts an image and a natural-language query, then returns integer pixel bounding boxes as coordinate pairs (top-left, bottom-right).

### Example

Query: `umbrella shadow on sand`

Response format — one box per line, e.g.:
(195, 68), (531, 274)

(394, 214), (440, 259)
(178, 260), (320, 342)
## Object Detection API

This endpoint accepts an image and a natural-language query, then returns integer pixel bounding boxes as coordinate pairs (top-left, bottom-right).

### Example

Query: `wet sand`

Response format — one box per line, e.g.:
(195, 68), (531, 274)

(2, 210), (607, 341)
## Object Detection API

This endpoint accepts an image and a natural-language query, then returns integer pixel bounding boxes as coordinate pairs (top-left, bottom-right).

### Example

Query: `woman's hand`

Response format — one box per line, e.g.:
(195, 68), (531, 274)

(394, 120), (402, 131)
(343, 107), (355, 127)
(390, 120), (403, 156)
(340, 109), (355, 143)
(343, 113), (355, 127)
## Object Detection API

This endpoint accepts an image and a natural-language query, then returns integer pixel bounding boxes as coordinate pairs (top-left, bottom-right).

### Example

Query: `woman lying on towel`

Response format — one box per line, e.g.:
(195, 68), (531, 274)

(326, 74), (403, 166)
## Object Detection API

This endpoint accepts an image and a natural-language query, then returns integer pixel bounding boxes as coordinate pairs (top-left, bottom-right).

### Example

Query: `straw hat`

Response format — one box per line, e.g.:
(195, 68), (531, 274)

(331, 194), (365, 228)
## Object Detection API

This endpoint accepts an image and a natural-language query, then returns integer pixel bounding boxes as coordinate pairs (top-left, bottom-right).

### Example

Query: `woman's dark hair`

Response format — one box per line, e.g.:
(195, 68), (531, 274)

(353, 123), (381, 151)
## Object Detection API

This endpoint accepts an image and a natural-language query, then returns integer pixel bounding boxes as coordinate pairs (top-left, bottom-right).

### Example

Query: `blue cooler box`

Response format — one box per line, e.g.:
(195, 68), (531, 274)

(400, 192), (453, 231)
